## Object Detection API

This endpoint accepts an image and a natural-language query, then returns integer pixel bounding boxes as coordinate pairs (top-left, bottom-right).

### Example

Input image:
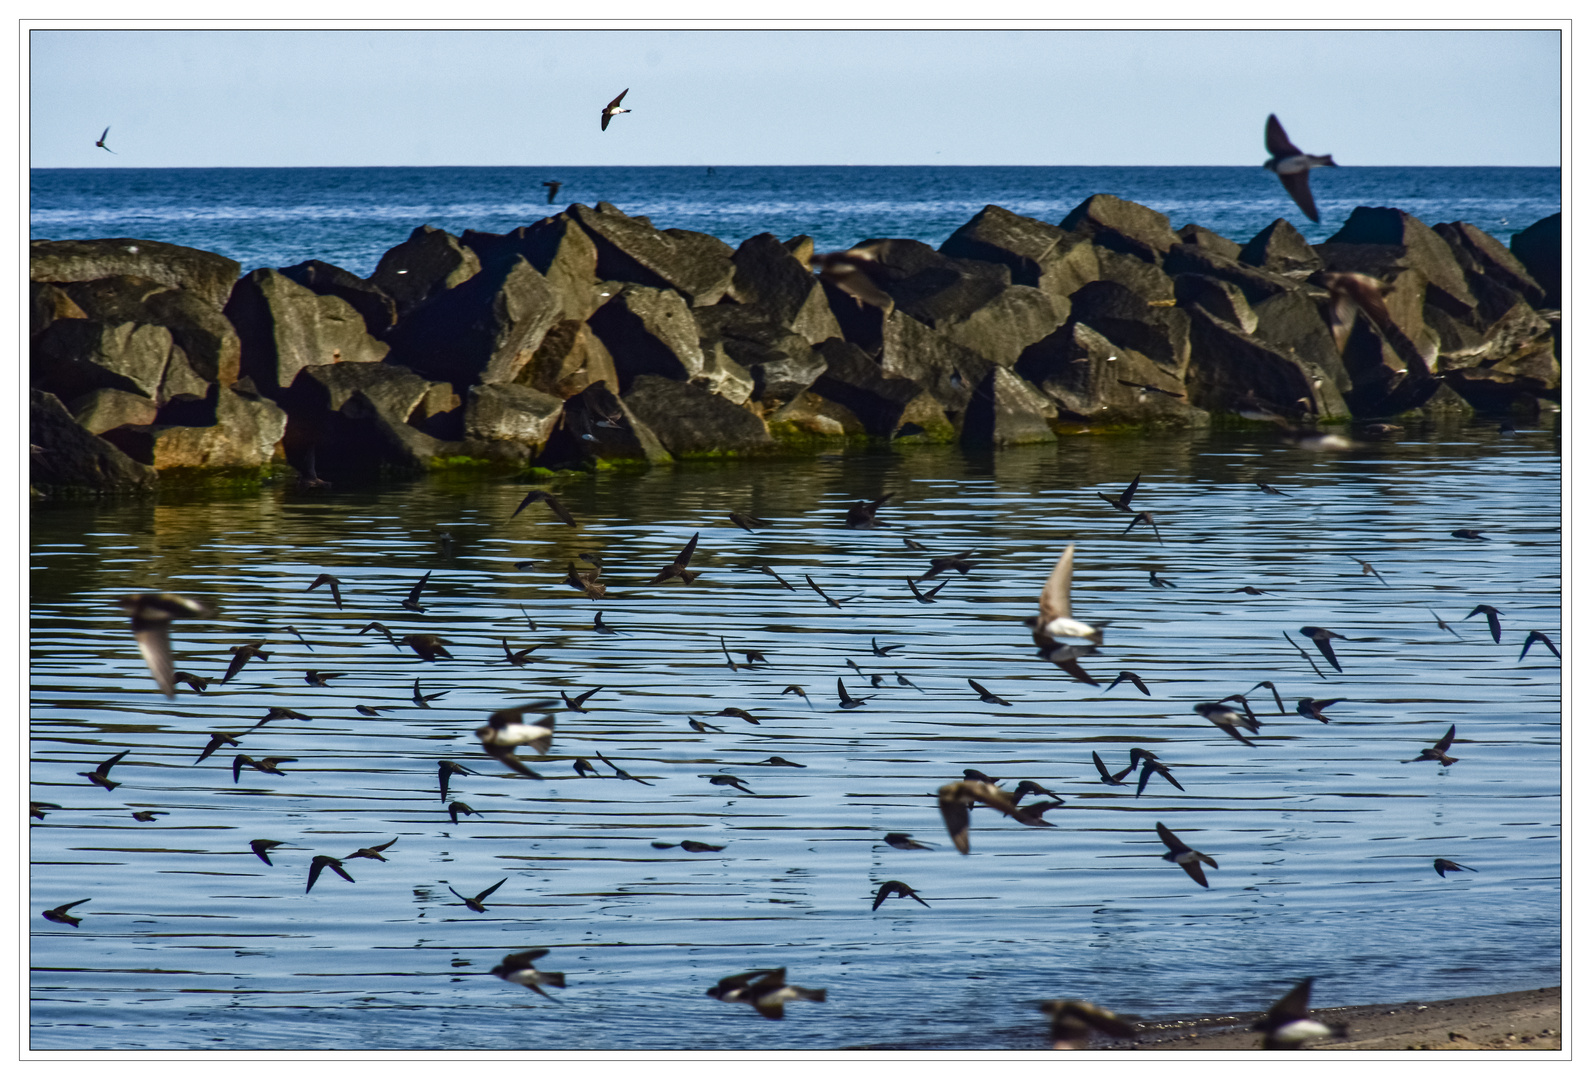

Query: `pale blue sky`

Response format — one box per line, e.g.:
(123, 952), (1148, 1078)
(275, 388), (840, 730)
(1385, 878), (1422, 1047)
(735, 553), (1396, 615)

(29, 28), (1562, 168)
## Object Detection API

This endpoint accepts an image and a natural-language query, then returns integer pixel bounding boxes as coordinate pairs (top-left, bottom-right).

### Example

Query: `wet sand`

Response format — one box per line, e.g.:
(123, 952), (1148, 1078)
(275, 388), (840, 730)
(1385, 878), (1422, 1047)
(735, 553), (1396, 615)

(1121, 986), (1561, 1051)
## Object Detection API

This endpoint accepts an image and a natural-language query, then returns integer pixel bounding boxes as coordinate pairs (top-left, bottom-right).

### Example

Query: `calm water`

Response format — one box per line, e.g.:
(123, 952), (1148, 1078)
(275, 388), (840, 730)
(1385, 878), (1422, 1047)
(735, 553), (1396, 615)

(30, 423), (1561, 1050)
(30, 165), (1560, 277)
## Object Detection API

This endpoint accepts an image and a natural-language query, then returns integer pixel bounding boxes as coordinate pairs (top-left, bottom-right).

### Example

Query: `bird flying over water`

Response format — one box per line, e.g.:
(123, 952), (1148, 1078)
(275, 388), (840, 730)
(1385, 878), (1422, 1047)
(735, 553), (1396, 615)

(1156, 821), (1218, 888)
(78, 749), (129, 791)
(400, 572), (431, 613)
(542, 180), (561, 203)
(1519, 631), (1559, 661)
(1106, 671), (1150, 696)
(1466, 604), (1503, 644)
(1263, 113), (1337, 223)
(95, 126), (114, 153)
(1040, 999), (1137, 1049)
(647, 532), (702, 585)
(43, 899), (92, 926)
(1098, 474), (1140, 512)
(491, 949), (566, 997)
(306, 855), (354, 893)
(1029, 545), (1103, 685)
(476, 708), (557, 775)
(872, 880), (930, 910)
(936, 779), (1027, 854)
(1298, 625), (1348, 672)
(512, 489), (577, 527)
(1403, 724), (1459, 766)
(1253, 977), (1348, 1048)
(1194, 702), (1260, 746)
(307, 573), (344, 609)
(118, 592), (211, 697)
(448, 877), (508, 913)
(707, 968), (826, 1020)
(601, 89), (631, 131)
(907, 576), (948, 602)
(1434, 858), (1477, 878)
(1295, 697), (1344, 722)
(845, 493), (892, 528)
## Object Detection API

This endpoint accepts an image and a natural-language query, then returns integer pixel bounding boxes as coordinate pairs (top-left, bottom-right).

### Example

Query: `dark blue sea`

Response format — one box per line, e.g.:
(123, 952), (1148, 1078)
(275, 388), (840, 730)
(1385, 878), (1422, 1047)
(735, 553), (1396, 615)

(30, 165), (1560, 275)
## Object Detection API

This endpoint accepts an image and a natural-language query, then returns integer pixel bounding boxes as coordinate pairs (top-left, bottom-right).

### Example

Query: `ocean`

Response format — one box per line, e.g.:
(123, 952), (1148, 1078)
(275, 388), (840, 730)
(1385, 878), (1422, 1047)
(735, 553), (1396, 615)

(28, 166), (1561, 1052)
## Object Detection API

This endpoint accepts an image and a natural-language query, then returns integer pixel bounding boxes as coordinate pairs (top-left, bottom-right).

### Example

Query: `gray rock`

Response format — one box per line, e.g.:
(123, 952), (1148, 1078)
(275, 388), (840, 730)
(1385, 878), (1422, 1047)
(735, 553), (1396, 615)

(463, 383), (565, 449)
(1094, 247), (1174, 303)
(809, 338), (943, 438)
(767, 391), (867, 442)
(279, 259), (399, 338)
(279, 362), (450, 477)
(587, 284), (708, 392)
(1175, 223), (1242, 260)
(31, 281), (87, 337)
(30, 389), (156, 494)
(939, 204), (1068, 287)
(1059, 194), (1180, 264)
(879, 310), (995, 427)
(694, 339), (756, 405)
(1015, 321), (1203, 427)
(158, 346), (213, 406)
(694, 306), (827, 406)
(464, 215), (607, 322)
(537, 380), (671, 467)
(1184, 305), (1348, 420)
(1174, 274), (1257, 334)
(101, 385), (287, 470)
(33, 317), (175, 401)
(1248, 290), (1352, 398)
(1320, 207), (1478, 321)
(62, 274), (242, 386)
(516, 318), (620, 399)
(622, 374), (775, 456)
(368, 225), (482, 318)
(1162, 243), (1303, 306)
(383, 255), (560, 389)
(30, 237), (240, 309)
(226, 268), (391, 392)
(728, 232), (844, 345)
(1239, 219), (1324, 276)
(68, 387), (160, 435)
(1509, 213), (1560, 308)
(1434, 221), (1547, 312)
(959, 366), (1058, 447)
(1066, 280), (1191, 375)
(568, 203), (734, 306)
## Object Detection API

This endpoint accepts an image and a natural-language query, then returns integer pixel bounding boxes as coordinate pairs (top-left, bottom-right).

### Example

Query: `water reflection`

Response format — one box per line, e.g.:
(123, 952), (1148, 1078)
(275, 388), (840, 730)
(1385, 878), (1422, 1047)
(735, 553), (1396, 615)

(31, 420), (1559, 1049)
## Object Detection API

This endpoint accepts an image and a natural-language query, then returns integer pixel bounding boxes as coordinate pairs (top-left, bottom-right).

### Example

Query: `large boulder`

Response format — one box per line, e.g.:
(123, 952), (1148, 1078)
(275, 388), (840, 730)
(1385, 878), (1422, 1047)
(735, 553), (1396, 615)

(587, 284), (712, 393)
(30, 389), (157, 494)
(622, 374), (775, 456)
(1434, 221), (1547, 314)
(59, 274), (242, 386)
(1059, 194), (1180, 264)
(68, 387), (160, 434)
(1015, 321), (1203, 427)
(100, 385), (287, 470)
(278, 259), (399, 338)
(30, 238), (240, 309)
(30, 281), (87, 337)
(32, 317), (176, 402)
(568, 203), (734, 306)
(516, 318), (620, 399)
(225, 268), (390, 392)
(1093, 247), (1174, 303)
(1184, 306), (1349, 420)
(878, 310), (996, 428)
(1509, 213), (1560, 308)
(727, 232), (844, 344)
(940, 205), (1099, 301)
(809, 338), (945, 438)
(1173, 274), (1258, 335)
(536, 380), (671, 467)
(279, 361), (456, 475)
(1067, 280), (1190, 375)
(367, 225), (482, 318)
(463, 383), (565, 450)
(383, 255), (560, 390)
(462, 215), (607, 322)
(959, 367), (1058, 446)
(694, 306), (827, 407)
(1319, 207), (1478, 321)
(1239, 219), (1324, 276)
(1175, 223), (1242, 260)
(1162, 243), (1303, 306)
(1249, 290), (1353, 398)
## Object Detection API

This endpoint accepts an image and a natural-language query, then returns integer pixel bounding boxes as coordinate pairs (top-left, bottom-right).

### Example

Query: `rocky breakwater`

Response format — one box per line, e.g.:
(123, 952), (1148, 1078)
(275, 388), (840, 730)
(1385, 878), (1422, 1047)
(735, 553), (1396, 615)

(30, 198), (1560, 495)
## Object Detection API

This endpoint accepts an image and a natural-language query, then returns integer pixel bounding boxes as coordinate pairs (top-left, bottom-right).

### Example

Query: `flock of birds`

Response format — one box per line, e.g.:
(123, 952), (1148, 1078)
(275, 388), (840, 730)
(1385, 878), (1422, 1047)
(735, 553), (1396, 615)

(33, 465), (1557, 1050)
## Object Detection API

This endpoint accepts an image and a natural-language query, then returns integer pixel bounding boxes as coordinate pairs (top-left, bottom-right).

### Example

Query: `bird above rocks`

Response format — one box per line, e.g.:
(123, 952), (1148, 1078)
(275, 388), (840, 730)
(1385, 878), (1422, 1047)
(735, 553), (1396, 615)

(1263, 113), (1336, 223)
(600, 88), (630, 131)
(118, 592), (211, 697)
(542, 179), (561, 203)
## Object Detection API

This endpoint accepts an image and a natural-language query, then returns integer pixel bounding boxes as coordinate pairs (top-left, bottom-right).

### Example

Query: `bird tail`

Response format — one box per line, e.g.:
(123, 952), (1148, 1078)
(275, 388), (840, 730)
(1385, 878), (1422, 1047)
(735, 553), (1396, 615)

(794, 987), (827, 1003)
(540, 971), (566, 988)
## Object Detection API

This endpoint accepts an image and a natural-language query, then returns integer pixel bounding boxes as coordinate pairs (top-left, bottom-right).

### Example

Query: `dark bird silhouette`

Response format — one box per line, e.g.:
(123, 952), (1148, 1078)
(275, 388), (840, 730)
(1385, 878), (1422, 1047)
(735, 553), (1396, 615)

(728, 511), (770, 531)
(1040, 999), (1137, 1049)
(1520, 631), (1560, 661)
(542, 179), (562, 203)
(232, 755), (295, 783)
(306, 855), (354, 893)
(171, 671), (212, 692)
(402, 634), (453, 661)
(79, 749), (129, 791)
(1346, 555), (1390, 587)
(1256, 482), (1290, 496)
(1232, 586), (1268, 596)
(906, 576), (949, 602)
(1106, 671), (1150, 696)
(1466, 604), (1503, 643)
(872, 880), (930, 910)
(1097, 474), (1141, 512)
(476, 709), (556, 776)
(117, 592), (212, 696)
(501, 640), (543, 666)
(646, 532), (702, 585)
(845, 493), (892, 528)
(893, 672), (925, 693)
(283, 626), (313, 651)
(1134, 754), (1184, 797)
(1093, 751), (1134, 787)
(43, 899), (91, 927)
(1296, 697), (1344, 723)
(902, 537), (927, 551)
(1250, 680), (1288, 715)
(1403, 724), (1459, 766)
(491, 949), (566, 997)
(968, 678), (1012, 706)
(706, 968), (826, 1020)
(512, 489), (577, 527)
(595, 750), (653, 785)
(1427, 609), (1464, 640)
(883, 832), (933, 850)
(130, 810), (163, 821)
(400, 572), (431, 613)
(1029, 544), (1103, 685)
(1156, 821), (1218, 888)
(963, 769), (1001, 785)
(412, 679), (448, 708)
(754, 756), (805, 768)
(1194, 702), (1260, 747)
(751, 564), (796, 591)
(359, 621), (403, 650)
(1298, 625), (1348, 672)
(679, 840), (725, 853)
(95, 125), (115, 153)
(592, 611), (623, 635)
(780, 684), (814, 709)
(1451, 529), (1489, 541)
(304, 670), (343, 687)
(438, 760), (473, 801)
(30, 802), (61, 820)
(688, 717), (726, 732)
(253, 706), (312, 729)
(564, 563), (606, 600)
(346, 837), (398, 862)
(1434, 859), (1478, 878)
(936, 779), (1026, 854)
(249, 839), (285, 865)
(804, 574), (852, 607)
(447, 801), (478, 824)
(572, 758), (600, 778)
(1148, 570), (1176, 588)
(1263, 113), (1336, 223)
(920, 552), (975, 580)
(600, 88), (631, 131)
(307, 573), (344, 609)
(449, 877), (508, 913)
(1011, 780), (1065, 804)
(1282, 630), (1328, 679)
(836, 677), (873, 709)
(194, 732), (241, 764)
(715, 707), (760, 725)
(561, 686), (603, 712)
(871, 637), (901, 657)
(706, 774), (755, 795)
(1253, 977), (1349, 1048)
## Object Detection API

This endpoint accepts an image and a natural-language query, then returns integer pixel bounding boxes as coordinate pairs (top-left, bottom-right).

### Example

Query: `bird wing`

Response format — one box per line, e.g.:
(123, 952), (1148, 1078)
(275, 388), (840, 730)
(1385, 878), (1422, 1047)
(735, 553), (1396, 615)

(307, 860), (325, 892)
(1122, 473), (1141, 505)
(1058, 658), (1099, 686)
(1092, 751), (1116, 783)
(1038, 544), (1076, 624)
(1180, 859), (1210, 888)
(608, 88), (629, 109)
(675, 532), (699, 567)
(872, 883), (891, 910)
(1279, 170), (1321, 223)
(543, 493), (577, 527)
(132, 625), (176, 697)
(1268, 978), (1316, 1023)
(478, 877), (508, 901)
(1156, 821), (1187, 852)
(1434, 724), (1457, 753)
(937, 791), (972, 855)
(1265, 114), (1302, 158)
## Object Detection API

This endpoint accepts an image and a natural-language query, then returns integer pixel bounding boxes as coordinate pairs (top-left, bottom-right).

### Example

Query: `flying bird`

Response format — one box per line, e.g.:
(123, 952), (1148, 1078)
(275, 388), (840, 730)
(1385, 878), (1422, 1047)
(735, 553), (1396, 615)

(1295, 697), (1345, 722)
(1040, 1000), (1137, 1049)
(1451, 529), (1488, 541)
(359, 621), (403, 650)
(448, 877), (509, 913)
(437, 759), (473, 801)
(306, 573), (344, 609)
(844, 493), (892, 528)
(751, 564), (796, 591)
(400, 572), (431, 613)
(1093, 751), (1135, 787)
(512, 489), (577, 527)
(1156, 821), (1218, 888)
(249, 839), (286, 865)
(1426, 609), (1464, 639)
(1403, 724), (1459, 766)
(883, 833), (933, 850)
(907, 576), (949, 602)
(194, 732), (241, 764)
(872, 880), (930, 911)
(1097, 474), (1140, 512)
(1029, 544), (1103, 685)
(346, 837), (398, 862)
(117, 592), (211, 697)
(501, 640), (543, 667)
(1434, 859), (1477, 878)
(95, 126), (114, 153)
(919, 552), (975, 580)
(595, 750), (653, 785)
(1256, 482), (1290, 496)
(476, 708), (557, 775)
(1263, 113), (1337, 223)
(836, 677), (873, 709)
(1253, 977), (1349, 1049)
(412, 679), (448, 708)
(937, 779), (1028, 854)
(600, 88), (631, 131)
(232, 755), (295, 783)
(728, 511), (770, 531)
(1148, 570), (1176, 588)
(1250, 680), (1288, 715)
(706, 774), (755, 795)
(491, 949), (566, 997)
(564, 563), (606, 600)
(306, 855), (355, 893)
(1345, 555), (1390, 587)
(1106, 671), (1150, 696)
(1194, 702), (1260, 747)
(647, 533), (702, 585)
(78, 749), (129, 791)
(1465, 604), (1503, 643)
(706, 968), (826, 1020)
(1134, 754), (1184, 797)
(402, 634), (453, 661)
(542, 179), (562, 203)
(1298, 625), (1348, 672)
(43, 899), (92, 927)
(968, 678), (1012, 706)
(1519, 631), (1559, 661)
